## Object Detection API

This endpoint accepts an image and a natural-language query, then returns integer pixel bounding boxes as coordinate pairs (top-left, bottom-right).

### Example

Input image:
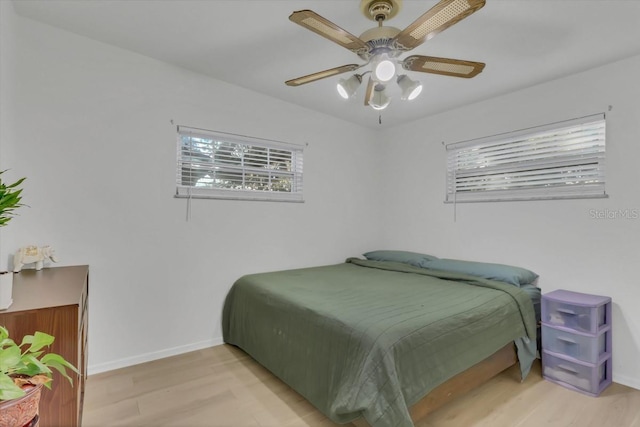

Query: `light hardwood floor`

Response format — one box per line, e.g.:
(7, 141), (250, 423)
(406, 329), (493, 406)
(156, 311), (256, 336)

(83, 344), (640, 427)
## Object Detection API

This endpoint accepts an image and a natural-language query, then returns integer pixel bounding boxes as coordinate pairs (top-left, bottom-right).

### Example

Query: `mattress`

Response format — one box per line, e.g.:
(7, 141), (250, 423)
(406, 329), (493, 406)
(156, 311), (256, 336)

(223, 258), (537, 427)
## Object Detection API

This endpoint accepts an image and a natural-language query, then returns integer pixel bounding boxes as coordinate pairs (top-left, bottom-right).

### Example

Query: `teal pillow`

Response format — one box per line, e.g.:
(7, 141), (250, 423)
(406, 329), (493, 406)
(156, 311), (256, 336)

(363, 250), (438, 268)
(421, 258), (538, 287)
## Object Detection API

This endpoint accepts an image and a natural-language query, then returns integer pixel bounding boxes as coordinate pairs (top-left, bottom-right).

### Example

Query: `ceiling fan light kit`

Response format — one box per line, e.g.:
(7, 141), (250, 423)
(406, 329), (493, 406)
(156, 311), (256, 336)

(372, 54), (397, 83)
(397, 74), (423, 101)
(286, 0), (486, 112)
(337, 74), (363, 99)
(370, 85), (391, 110)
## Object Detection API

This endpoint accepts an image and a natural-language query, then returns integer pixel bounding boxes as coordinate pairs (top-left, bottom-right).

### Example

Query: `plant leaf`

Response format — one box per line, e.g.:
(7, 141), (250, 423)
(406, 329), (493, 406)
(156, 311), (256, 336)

(20, 331), (54, 353)
(0, 373), (25, 400)
(6, 177), (26, 189)
(12, 374), (52, 387)
(15, 354), (52, 377)
(0, 344), (21, 373)
(40, 353), (78, 385)
(0, 337), (17, 349)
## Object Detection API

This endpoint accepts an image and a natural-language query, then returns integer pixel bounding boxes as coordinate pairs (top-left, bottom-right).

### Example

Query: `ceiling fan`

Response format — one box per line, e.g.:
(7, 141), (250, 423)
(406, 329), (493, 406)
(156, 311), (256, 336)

(285, 0), (486, 110)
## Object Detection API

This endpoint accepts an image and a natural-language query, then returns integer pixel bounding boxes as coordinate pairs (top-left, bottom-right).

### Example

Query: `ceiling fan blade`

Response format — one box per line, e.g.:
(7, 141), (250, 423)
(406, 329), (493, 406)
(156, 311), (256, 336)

(285, 64), (361, 87)
(290, 10), (370, 55)
(402, 55), (485, 78)
(364, 76), (374, 106)
(392, 0), (485, 51)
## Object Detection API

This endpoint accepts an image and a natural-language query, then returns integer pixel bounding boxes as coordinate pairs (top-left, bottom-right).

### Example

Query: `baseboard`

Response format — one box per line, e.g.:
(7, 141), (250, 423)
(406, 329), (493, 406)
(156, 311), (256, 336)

(88, 338), (640, 392)
(87, 337), (224, 375)
(613, 373), (640, 391)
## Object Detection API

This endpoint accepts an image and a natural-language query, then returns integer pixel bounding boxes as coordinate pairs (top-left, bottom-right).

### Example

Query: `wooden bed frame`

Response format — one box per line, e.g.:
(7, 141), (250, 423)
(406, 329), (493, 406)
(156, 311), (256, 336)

(351, 343), (517, 427)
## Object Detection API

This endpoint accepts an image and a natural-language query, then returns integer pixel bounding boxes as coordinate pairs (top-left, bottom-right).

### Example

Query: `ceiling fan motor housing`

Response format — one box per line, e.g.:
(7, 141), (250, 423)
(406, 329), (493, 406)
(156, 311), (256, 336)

(358, 26), (402, 60)
(360, 0), (402, 22)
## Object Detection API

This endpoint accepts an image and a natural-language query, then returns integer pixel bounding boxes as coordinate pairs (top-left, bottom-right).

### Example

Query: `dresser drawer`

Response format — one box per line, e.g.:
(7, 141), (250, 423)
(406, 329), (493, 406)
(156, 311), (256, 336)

(542, 351), (611, 396)
(542, 324), (610, 363)
(542, 295), (608, 334)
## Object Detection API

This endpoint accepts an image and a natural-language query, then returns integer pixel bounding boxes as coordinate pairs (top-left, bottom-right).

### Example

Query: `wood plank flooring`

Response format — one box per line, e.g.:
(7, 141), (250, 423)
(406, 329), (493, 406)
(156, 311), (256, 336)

(83, 344), (640, 427)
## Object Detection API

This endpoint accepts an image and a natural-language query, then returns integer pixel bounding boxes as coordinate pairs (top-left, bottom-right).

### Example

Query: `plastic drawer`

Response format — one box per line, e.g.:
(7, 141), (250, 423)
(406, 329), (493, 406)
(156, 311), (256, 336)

(542, 324), (611, 363)
(542, 350), (611, 396)
(542, 291), (610, 334)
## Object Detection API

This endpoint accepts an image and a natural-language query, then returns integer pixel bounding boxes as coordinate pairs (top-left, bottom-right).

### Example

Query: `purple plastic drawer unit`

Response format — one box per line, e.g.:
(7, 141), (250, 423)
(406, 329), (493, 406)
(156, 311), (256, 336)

(542, 290), (611, 334)
(541, 324), (611, 364)
(542, 351), (612, 396)
(541, 290), (612, 396)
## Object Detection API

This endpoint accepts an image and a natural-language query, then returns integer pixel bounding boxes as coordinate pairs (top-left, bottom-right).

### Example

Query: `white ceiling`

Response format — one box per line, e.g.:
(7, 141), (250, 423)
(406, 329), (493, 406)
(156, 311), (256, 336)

(11, 0), (640, 129)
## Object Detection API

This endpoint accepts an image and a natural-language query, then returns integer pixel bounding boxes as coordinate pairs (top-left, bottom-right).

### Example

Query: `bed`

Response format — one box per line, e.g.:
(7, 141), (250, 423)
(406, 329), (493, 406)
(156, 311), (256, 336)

(222, 255), (538, 427)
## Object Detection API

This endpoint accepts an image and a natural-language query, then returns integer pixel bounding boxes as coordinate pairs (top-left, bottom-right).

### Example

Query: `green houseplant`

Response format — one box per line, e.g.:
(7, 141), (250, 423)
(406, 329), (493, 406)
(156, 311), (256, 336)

(0, 326), (78, 426)
(0, 326), (78, 400)
(0, 170), (26, 228)
(0, 170), (26, 310)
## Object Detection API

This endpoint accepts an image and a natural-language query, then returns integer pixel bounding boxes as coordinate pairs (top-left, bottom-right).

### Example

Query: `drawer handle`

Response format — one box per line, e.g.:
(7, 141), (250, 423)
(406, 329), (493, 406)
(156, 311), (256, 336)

(556, 308), (577, 316)
(557, 336), (577, 345)
(557, 364), (579, 375)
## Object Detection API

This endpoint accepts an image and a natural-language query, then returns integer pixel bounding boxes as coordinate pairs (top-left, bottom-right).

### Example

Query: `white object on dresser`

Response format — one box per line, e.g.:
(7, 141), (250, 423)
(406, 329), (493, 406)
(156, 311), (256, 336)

(0, 271), (13, 309)
(13, 245), (58, 272)
(541, 289), (612, 397)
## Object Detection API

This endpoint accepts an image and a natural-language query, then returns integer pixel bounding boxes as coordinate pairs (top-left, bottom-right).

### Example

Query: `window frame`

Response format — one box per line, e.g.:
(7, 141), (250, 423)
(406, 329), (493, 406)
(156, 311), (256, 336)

(445, 114), (607, 203)
(175, 126), (304, 202)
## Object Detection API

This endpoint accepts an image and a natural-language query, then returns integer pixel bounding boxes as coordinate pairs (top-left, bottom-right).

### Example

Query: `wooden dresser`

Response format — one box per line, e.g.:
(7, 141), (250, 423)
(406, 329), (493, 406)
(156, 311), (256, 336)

(0, 266), (89, 427)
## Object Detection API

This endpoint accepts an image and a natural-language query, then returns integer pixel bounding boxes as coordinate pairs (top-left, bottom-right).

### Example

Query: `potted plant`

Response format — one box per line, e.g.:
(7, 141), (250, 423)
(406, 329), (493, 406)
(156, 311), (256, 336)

(0, 326), (78, 426)
(0, 170), (26, 310)
(0, 170), (25, 227)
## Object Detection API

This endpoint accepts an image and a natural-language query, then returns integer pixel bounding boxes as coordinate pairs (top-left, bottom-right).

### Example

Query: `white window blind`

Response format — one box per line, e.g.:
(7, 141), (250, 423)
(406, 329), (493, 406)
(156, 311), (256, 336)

(176, 126), (304, 202)
(446, 114), (606, 203)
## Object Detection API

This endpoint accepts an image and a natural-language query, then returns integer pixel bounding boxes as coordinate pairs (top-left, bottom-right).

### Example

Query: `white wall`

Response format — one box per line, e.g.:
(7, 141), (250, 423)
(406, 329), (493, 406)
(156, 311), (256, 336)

(378, 54), (640, 389)
(0, 0), (19, 262)
(0, 10), (384, 373)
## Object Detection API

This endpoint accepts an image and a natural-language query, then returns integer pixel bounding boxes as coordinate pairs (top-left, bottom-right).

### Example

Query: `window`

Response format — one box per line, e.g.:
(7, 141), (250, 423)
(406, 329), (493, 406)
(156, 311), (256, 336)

(176, 126), (304, 202)
(446, 114), (606, 203)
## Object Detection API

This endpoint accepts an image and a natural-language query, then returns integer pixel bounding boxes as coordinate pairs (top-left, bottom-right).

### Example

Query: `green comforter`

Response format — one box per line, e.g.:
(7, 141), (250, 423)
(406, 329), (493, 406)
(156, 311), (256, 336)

(222, 258), (536, 427)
